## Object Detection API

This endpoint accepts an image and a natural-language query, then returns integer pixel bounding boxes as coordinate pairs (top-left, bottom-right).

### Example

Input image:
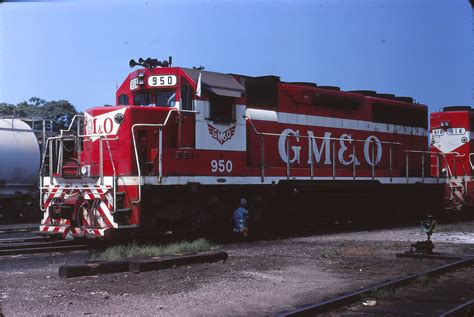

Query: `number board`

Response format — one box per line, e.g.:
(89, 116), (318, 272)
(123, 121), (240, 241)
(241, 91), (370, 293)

(432, 128), (466, 136)
(148, 75), (177, 87)
(446, 128), (465, 135)
(130, 78), (139, 90)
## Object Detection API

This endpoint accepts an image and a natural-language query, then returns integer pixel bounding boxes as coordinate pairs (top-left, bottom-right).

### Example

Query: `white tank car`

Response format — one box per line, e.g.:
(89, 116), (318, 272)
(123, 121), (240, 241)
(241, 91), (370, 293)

(0, 119), (40, 198)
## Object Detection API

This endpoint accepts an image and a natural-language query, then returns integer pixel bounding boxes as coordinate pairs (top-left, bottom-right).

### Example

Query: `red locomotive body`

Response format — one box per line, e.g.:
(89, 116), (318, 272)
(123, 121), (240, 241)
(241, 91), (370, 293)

(430, 106), (474, 210)
(39, 61), (444, 239)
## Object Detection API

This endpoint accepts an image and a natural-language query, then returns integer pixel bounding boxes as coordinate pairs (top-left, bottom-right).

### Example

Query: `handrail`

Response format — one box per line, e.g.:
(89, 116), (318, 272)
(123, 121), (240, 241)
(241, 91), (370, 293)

(38, 134), (118, 177)
(245, 115), (402, 181)
(446, 152), (466, 178)
(179, 110), (200, 114)
(247, 114), (468, 184)
(469, 153), (474, 170)
(131, 109), (177, 204)
(245, 115), (401, 144)
(60, 115), (84, 136)
(100, 133), (117, 213)
(436, 151), (465, 178)
(403, 150), (465, 184)
(39, 116), (118, 215)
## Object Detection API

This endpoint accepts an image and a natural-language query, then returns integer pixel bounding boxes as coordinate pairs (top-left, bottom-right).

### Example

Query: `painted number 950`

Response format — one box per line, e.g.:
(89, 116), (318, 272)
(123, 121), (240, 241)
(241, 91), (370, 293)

(211, 160), (233, 173)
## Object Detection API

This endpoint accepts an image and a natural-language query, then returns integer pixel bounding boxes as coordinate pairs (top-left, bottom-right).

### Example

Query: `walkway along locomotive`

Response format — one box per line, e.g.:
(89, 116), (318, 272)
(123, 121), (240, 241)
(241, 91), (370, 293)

(39, 57), (457, 239)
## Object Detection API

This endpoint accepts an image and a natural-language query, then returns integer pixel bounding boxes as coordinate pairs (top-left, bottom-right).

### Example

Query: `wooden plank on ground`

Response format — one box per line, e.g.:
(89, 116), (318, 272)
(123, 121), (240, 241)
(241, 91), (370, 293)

(59, 251), (229, 278)
(59, 260), (130, 278)
(129, 251), (229, 273)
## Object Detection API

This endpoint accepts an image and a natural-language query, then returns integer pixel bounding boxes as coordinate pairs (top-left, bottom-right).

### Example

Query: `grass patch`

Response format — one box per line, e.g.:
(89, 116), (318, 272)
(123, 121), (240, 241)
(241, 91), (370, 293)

(97, 238), (216, 261)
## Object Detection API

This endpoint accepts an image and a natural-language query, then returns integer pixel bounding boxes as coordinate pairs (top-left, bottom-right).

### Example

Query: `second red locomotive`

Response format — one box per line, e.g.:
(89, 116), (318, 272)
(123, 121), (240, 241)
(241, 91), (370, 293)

(430, 106), (474, 210)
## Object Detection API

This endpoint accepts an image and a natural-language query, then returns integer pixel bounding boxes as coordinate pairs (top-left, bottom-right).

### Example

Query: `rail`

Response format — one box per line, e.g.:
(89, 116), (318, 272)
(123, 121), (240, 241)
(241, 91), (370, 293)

(39, 115), (118, 214)
(245, 115), (402, 183)
(131, 109), (177, 204)
(0, 238), (93, 256)
(278, 257), (474, 316)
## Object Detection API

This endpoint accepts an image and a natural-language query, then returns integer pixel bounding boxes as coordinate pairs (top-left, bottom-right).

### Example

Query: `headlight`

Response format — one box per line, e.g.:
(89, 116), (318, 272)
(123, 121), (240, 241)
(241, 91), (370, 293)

(114, 113), (124, 124)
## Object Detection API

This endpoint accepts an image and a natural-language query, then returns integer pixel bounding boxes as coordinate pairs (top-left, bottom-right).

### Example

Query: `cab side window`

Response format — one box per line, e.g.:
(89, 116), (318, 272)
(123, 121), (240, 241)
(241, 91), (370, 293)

(118, 94), (129, 105)
(210, 94), (235, 123)
(181, 82), (193, 111)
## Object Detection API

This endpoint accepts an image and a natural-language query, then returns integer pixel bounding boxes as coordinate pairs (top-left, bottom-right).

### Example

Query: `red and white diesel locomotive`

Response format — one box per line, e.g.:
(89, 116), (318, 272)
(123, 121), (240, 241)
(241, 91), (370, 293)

(39, 57), (459, 239)
(430, 106), (474, 210)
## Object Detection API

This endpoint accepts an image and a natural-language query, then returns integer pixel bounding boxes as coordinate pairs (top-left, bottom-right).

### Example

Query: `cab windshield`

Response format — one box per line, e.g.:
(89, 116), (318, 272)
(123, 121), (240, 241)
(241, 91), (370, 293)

(133, 89), (176, 107)
(156, 90), (176, 107)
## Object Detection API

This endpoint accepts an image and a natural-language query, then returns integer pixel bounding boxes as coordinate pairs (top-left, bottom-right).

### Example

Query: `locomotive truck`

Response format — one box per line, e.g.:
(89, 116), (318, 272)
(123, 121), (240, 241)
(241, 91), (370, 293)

(39, 57), (456, 239)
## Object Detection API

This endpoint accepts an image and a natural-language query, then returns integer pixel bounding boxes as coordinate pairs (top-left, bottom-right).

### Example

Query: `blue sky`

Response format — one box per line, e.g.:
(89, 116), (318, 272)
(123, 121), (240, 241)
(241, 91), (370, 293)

(0, 0), (472, 113)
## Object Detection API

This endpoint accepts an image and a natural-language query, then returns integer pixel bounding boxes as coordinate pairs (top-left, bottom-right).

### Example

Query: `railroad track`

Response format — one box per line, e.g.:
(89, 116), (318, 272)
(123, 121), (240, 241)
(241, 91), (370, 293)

(440, 299), (474, 317)
(0, 236), (50, 244)
(0, 237), (95, 256)
(278, 257), (474, 316)
(0, 223), (39, 234)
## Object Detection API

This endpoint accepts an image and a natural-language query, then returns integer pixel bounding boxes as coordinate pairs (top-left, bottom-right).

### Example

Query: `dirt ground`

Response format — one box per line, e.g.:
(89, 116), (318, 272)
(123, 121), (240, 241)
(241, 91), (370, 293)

(1, 222), (474, 316)
(325, 265), (474, 316)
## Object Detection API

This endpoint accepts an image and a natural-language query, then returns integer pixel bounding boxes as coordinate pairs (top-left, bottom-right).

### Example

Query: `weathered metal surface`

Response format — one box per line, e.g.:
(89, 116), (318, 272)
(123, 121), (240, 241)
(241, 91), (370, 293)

(0, 119), (40, 197)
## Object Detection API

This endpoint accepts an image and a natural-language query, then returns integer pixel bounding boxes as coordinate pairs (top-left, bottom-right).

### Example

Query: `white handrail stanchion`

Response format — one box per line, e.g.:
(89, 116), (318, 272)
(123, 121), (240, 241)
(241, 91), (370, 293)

(286, 135), (290, 179)
(131, 109), (176, 204)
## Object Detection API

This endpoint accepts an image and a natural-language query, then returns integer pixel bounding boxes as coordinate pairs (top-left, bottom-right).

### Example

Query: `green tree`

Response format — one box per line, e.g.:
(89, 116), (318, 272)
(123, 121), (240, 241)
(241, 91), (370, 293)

(0, 97), (80, 130)
(41, 100), (78, 129)
(0, 102), (16, 116)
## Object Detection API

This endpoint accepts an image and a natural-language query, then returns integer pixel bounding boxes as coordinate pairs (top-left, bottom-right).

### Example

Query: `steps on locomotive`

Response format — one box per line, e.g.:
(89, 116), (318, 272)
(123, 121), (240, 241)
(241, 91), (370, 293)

(113, 192), (131, 224)
(62, 163), (81, 177)
(113, 208), (132, 224)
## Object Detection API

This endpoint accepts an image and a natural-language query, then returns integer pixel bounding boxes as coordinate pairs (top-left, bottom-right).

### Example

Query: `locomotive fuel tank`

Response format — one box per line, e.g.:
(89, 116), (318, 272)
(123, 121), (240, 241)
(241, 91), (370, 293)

(0, 119), (40, 197)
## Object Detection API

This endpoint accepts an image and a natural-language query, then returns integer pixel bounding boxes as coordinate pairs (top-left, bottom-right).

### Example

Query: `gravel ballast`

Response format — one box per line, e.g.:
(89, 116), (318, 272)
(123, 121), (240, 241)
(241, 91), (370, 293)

(1, 222), (473, 316)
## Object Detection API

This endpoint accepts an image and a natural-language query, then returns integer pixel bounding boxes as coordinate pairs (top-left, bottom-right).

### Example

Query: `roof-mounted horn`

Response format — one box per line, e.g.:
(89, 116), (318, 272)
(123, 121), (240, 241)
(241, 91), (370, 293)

(129, 56), (173, 69)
